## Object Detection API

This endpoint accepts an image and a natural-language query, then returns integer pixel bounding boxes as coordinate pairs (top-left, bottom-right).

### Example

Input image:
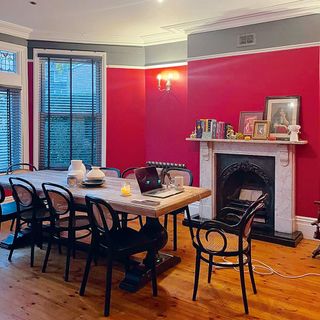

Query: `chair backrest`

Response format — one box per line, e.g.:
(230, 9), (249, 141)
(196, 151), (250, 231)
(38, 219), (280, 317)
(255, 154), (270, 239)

(6, 163), (38, 175)
(100, 167), (121, 178)
(42, 183), (75, 225)
(162, 168), (193, 186)
(9, 177), (40, 214)
(85, 195), (120, 246)
(239, 193), (268, 241)
(0, 184), (5, 204)
(121, 167), (137, 180)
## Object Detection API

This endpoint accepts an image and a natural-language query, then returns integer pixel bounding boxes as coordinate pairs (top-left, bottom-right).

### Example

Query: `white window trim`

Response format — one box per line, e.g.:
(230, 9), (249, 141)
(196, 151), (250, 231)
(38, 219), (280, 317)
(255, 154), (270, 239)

(33, 49), (107, 168)
(0, 41), (29, 165)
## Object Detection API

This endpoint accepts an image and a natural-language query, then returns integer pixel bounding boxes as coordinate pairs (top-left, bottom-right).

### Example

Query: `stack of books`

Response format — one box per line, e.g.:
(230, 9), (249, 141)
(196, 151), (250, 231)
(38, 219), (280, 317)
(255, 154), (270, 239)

(196, 119), (230, 139)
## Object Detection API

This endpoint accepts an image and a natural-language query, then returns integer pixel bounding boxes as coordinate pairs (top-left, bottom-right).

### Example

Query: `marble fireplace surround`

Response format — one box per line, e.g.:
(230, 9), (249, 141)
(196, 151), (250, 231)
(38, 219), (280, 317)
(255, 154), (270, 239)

(187, 139), (308, 235)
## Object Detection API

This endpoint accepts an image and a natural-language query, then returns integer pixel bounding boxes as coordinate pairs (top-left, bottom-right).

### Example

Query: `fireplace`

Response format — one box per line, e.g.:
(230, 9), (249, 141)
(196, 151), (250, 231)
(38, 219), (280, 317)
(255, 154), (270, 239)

(216, 154), (274, 232)
(184, 138), (307, 247)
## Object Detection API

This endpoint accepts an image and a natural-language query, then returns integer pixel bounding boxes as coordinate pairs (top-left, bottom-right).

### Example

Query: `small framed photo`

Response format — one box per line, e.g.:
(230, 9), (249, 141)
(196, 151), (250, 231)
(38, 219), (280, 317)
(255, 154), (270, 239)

(252, 120), (270, 140)
(265, 96), (300, 140)
(239, 111), (264, 136)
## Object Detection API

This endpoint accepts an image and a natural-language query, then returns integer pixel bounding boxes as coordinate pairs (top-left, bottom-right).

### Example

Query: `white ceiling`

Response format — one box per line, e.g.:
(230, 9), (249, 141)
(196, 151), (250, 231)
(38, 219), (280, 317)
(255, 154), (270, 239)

(0, 0), (319, 46)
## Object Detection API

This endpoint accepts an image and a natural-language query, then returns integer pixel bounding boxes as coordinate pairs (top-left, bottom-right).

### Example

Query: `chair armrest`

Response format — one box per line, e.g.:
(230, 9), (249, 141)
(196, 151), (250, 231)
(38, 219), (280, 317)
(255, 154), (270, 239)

(199, 219), (239, 232)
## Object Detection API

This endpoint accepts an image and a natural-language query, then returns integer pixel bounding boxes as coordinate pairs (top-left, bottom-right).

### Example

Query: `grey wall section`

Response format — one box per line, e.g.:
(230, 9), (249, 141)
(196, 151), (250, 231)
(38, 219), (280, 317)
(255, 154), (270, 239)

(0, 33), (27, 46)
(28, 40), (145, 66)
(188, 14), (320, 59)
(145, 41), (187, 65)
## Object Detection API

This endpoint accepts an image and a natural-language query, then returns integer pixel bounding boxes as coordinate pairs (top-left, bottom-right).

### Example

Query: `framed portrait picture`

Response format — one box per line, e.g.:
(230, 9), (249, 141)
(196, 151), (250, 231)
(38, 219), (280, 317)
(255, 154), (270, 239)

(252, 120), (270, 140)
(239, 111), (264, 136)
(265, 96), (300, 140)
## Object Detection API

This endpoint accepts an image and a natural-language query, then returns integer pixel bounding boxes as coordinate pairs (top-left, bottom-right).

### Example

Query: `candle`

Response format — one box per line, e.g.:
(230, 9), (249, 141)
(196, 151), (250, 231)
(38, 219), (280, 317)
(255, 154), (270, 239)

(121, 182), (131, 196)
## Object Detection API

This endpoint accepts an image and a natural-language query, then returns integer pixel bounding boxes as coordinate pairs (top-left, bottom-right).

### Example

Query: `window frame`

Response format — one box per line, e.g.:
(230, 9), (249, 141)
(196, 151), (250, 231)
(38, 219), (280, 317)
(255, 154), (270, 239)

(0, 41), (29, 166)
(33, 49), (107, 168)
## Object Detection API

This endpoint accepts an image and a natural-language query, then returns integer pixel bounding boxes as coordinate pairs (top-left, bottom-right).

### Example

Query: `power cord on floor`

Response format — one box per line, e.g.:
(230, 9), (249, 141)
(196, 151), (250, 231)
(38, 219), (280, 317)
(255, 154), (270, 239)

(220, 257), (320, 279)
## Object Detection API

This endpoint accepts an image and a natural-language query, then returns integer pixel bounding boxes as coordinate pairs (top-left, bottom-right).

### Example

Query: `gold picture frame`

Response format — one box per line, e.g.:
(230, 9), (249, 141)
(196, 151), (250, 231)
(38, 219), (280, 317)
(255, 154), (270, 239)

(252, 120), (270, 140)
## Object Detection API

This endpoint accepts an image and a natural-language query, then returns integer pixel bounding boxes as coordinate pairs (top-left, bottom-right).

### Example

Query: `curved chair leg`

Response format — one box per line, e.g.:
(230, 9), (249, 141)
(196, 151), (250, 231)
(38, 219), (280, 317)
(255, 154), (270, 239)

(9, 218), (15, 231)
(192, 249), (201, 301)
(65, 237), (73, 282)
(79, 244), (95, 296)
(30, 221), (36, 267)
(104, 257), (113, 317)
(248, 255), (257, 294)
(208, 254), (213, 283)
(239, 254), (249, 314)
(8, 219), (20, 261)
(173, 213), (178, 251)
(42, 232), (53, 273)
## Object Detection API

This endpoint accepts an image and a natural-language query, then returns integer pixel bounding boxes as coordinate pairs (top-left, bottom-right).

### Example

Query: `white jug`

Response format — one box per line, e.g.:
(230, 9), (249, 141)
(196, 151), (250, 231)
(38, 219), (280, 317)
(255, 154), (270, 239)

(68, 160), (86, 182)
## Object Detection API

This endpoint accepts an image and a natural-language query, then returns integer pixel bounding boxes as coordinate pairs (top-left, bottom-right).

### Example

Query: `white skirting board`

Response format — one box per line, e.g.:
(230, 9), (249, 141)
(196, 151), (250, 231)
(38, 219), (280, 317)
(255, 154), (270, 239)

(295, 216), (319, 240)
(186, 202), (319, 241)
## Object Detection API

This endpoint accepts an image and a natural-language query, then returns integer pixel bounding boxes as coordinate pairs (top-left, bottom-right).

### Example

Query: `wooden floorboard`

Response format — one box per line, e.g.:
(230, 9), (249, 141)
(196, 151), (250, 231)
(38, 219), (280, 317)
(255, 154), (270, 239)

(0, 217), (319, 320)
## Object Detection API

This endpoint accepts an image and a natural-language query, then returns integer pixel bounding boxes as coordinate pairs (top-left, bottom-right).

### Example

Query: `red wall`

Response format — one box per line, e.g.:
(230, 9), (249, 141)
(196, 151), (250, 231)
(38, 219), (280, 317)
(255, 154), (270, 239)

(106, 68), (146, 172)
(145, 66), (189, 165)
(145, 47), (320, 218)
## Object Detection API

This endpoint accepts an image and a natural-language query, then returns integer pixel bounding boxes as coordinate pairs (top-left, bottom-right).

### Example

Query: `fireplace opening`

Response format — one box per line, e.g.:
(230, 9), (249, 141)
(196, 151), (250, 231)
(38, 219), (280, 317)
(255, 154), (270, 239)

(216, 154), (275, 232)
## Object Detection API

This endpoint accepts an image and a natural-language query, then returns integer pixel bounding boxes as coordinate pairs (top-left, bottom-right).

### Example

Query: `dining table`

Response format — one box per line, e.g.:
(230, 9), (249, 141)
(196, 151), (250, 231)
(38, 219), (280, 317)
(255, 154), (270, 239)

(0, 170), (211, 291)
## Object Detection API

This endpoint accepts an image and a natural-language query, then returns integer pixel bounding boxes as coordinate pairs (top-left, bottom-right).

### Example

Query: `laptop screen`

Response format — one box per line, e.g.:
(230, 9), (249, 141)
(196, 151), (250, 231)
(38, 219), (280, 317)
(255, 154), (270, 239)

(134, 166), (162, 193)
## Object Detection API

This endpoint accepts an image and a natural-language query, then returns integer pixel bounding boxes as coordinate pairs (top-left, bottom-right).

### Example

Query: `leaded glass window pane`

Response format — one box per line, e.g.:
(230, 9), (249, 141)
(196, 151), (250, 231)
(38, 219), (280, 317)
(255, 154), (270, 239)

(0, 50), (17, 73)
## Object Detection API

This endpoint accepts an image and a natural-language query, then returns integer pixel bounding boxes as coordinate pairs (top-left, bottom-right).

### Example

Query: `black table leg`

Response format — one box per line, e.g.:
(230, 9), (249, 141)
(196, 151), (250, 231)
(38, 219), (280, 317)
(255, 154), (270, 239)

(119, 216), (181, 292)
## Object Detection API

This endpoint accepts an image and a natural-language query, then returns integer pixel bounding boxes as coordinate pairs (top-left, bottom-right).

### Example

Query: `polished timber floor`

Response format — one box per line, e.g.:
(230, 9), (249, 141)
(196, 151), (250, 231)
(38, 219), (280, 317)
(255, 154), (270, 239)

(0, 217), (319, 320)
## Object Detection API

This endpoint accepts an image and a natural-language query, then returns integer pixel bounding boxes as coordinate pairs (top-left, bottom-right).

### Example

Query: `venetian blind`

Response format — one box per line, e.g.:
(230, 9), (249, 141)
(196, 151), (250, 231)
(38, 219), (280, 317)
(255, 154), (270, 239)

(38, 55), (102, 169)
(0, 88), (21, 172)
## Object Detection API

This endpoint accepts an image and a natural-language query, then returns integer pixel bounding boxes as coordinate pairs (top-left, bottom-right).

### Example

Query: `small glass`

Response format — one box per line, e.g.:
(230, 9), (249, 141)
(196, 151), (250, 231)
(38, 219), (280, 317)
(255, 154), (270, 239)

(121, 181), (131, 196)
(67, 175), (78, 188)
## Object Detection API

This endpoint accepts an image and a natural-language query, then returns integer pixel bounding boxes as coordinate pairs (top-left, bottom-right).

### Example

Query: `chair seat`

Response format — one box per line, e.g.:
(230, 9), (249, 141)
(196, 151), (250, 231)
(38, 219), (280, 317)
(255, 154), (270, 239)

(100, 228), (156, 254)
(20, 207), (51, 222)
(56, 215), (91, 230)
(0, 201), (18, 221)
(194, 231), (248, 254)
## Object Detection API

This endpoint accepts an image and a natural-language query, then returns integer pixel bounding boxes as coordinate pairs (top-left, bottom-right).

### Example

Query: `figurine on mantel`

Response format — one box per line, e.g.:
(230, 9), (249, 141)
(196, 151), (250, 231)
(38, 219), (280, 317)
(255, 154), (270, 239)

(288, 125), (301, 142)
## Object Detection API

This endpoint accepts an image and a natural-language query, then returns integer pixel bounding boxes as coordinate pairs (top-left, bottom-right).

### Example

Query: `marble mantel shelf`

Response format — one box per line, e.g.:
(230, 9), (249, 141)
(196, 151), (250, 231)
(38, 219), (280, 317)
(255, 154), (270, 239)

(186, 138), (308, 145)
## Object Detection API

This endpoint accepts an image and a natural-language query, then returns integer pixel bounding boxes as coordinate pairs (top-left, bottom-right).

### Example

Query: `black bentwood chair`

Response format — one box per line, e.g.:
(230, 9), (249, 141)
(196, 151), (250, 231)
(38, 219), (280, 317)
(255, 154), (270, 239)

(121, 167), (143, 228)
(6, 163), (38, 175)
(163, 167), (193, 251)
(100, 167), (121, 178)
(6, 163), (38, 231)
(8, 177), (50, 267)
(80, 195), (158, 317)
(41, 183), (91, 281)
(190, 194), (268, 314)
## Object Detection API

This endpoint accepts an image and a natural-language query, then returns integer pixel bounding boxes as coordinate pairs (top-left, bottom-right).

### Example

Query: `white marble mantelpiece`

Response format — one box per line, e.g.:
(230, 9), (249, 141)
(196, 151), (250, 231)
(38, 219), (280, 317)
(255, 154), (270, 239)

(187, 138), (308, 234)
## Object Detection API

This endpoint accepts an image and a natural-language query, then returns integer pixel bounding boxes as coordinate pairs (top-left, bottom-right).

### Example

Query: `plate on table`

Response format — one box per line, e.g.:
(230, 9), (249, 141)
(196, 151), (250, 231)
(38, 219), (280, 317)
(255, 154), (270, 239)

(81, 179), (105, 187)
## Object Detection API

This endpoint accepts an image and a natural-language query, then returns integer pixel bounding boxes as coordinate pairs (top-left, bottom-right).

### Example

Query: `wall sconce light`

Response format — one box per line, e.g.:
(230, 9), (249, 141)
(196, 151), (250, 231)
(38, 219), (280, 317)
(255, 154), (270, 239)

(157, 73), (173, 92)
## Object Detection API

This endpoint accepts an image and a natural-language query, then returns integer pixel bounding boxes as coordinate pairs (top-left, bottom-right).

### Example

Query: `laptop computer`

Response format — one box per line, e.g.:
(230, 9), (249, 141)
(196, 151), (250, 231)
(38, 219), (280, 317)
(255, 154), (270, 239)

(134, 166), (184, 198)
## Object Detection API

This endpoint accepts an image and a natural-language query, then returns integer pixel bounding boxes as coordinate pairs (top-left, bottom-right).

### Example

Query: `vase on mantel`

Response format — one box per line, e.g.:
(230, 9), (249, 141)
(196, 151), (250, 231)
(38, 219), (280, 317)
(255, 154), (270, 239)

(68, 160), (86, 182)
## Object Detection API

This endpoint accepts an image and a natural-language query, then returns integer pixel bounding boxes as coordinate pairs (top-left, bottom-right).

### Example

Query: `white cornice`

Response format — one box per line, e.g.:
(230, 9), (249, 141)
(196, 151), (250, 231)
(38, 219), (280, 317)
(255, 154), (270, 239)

(0, 20), (32, 39)
(163, 1), (320, 35)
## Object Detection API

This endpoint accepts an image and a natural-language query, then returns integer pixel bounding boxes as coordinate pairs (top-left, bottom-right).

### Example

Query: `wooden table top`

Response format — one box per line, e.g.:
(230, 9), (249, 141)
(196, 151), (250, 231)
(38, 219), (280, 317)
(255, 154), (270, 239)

(0, 170), (211, 218)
